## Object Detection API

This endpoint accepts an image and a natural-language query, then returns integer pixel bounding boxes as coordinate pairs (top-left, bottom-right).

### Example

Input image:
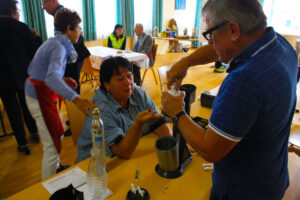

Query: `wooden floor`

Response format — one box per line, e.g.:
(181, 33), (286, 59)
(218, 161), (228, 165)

(0, 50), (300, 199)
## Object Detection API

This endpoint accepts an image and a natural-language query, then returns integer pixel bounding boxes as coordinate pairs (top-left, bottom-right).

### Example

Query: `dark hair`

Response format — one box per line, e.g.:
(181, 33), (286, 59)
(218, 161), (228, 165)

(54, 8), (81, 33)
(0, 0), (17, 16)
(113, 24), (123, 36)
(100, 57), (132, 92)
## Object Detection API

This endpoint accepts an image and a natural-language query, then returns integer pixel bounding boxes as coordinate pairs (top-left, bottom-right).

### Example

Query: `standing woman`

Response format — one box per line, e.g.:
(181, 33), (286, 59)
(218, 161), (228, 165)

(108, 24), (126, 50)
(0, 0), (42, 155)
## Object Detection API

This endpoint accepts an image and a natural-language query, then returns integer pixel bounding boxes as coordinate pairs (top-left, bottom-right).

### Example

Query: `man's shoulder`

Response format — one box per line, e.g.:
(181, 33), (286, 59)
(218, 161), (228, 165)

(144, 33), (152, 40)
(1, 18), (30, 32)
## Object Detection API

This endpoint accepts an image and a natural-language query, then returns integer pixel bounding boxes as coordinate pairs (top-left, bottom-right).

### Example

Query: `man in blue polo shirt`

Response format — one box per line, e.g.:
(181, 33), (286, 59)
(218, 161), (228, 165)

(161, 0), (298, 199)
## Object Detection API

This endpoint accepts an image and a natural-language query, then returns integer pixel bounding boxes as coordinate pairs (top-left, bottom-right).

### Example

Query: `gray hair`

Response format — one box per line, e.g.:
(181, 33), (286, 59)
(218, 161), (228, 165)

(135, 23), (143, 29)
(202, 0), (266, 34)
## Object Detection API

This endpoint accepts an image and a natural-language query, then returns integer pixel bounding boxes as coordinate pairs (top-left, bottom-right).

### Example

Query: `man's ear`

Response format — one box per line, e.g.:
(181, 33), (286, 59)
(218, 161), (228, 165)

(228, 22), (240, 42)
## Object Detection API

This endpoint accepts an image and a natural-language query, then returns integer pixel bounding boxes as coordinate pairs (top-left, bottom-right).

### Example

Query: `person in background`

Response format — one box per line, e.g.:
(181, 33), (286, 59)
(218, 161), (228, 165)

(42, 0), (91, 137)
(161, 0), (297, 199)
(108, 24), (126, 50)
(78, 56), (171, 161)
(132, 24), (153, 86)
(42, 0), (90, 95)
(168, 18), (178, 30)
(25, 8), (95, 180)
(0, 0), (42, 155)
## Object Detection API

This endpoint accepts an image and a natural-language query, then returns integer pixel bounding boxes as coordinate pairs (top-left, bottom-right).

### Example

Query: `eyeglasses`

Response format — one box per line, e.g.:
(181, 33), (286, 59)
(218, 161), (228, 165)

(202, 22), (228, 41)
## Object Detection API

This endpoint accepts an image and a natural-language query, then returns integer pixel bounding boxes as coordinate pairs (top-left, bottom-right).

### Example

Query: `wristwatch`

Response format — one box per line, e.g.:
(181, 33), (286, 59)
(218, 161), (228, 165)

(173, 111), (186, 124)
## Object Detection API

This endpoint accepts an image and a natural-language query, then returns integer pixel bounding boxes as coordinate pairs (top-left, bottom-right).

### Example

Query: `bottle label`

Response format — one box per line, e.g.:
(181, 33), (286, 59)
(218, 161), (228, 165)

(95, 136), (103, 142)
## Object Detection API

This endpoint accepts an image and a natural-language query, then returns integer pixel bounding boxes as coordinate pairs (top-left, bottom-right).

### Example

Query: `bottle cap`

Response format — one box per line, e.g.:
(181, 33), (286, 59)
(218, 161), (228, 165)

(93, 108), (100, 115)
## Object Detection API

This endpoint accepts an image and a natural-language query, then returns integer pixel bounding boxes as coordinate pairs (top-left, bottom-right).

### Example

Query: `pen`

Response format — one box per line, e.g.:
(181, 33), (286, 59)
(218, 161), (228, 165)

(135, 165), (140, 182)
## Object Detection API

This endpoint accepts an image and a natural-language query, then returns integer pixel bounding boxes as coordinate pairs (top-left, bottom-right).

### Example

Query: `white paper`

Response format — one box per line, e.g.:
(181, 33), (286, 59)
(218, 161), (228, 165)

(42, 167), (113, 200)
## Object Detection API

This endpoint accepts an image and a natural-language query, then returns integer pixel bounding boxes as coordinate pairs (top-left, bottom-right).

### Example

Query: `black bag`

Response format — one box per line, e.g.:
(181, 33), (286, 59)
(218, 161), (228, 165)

(49, 184), (84, 200)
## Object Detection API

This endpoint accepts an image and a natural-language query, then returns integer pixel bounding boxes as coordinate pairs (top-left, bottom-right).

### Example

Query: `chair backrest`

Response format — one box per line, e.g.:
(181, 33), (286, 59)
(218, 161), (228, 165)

(103, 38), (108, 47)
(157, 66), (170, 90)
(152, 44), (158, 63)
(64, 91), (94, 147)
(81, 56), (96, 75)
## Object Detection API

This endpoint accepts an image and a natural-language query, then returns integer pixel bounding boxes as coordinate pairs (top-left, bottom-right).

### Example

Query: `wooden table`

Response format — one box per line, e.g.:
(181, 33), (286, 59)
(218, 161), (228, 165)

(88, 46), (150, 70)
(7, 134), (213, 200)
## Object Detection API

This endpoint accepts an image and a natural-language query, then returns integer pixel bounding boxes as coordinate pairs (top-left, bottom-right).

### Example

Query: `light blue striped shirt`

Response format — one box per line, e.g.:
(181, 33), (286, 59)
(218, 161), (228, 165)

(25, 33), (78, 101)
(77, 86), (160, 161)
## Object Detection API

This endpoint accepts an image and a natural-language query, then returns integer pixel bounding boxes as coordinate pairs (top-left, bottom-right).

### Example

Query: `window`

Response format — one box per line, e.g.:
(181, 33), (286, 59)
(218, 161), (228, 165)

(173, 0), (197, 36)
(44, 0), (83, 38)
(263, 0), (300, 35)
(134, 0), (153, 34)
(18, 0), (25, 23)
(95, 0), (116, 39)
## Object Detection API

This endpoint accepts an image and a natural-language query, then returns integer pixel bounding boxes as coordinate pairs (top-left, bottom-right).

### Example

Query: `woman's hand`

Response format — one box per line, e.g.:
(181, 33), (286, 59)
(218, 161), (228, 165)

(135, 109), (162, 126)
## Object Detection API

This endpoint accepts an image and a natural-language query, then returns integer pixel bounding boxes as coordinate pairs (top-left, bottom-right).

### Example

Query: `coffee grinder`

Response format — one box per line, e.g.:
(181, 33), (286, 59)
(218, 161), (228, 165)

(155, 84), (196, 178)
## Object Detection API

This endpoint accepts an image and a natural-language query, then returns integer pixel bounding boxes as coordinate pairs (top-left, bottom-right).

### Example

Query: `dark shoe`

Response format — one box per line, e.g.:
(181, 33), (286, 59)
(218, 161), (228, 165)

(30, 133), (40, 143)
(214, 65), (227, 73)
(56, 164), (70, 173)
(18, 145), (31, 155)
(64, 128), (72, 136)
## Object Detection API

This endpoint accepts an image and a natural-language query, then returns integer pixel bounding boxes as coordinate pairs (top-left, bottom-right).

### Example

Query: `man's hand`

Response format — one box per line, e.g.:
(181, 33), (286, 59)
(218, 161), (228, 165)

(72, 96), (95, 116)
(289, 144), (300, 157)
(161, 90), (185, 117)
(167, 45), (218, 89)
(135, 109), (162, 126)
(63, 77), (77, 89)
(167, 58), (190, 89)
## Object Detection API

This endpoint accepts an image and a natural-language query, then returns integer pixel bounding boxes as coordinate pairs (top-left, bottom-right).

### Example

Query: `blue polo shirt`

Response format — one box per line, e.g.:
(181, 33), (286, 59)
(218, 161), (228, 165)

(77, 86), (162, 161)
(208, 27), (298, 200)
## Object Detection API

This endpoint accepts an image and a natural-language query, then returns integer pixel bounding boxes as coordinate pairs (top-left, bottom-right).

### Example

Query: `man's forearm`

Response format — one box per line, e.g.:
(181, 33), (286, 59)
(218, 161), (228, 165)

(153, 123), (172, 137)
(182, 45), (218, 67)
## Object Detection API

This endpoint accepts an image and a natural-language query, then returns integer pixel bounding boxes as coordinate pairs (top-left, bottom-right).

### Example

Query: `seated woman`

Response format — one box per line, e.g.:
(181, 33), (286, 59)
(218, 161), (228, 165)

(168, 18), (177, 30)
(78, 57), (171, 161)
(107, 24), (126, 50)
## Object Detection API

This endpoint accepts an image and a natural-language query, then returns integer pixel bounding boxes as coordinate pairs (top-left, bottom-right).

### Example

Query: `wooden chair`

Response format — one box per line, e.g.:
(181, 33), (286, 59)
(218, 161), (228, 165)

(103, 38), (108, 47)
(141, 44), (158, 86)
(63, 91), (94, 163)
(0, 99), (13, 137)
(157, 65), (170, 90)
(80, 56), (99, 89)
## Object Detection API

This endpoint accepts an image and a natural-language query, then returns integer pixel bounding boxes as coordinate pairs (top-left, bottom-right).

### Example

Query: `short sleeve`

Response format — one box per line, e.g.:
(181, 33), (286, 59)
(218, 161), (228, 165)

(100, 110), (125, 157)
(209, 75), (263, 142)
(77, 114), (93, 162)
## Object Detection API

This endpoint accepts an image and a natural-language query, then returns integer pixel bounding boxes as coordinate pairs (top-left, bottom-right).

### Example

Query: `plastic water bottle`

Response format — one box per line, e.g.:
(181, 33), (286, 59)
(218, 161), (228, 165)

(87, 108), (107, 200)
(91, 108), (105, 155)
(163, 84), (179, 122)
